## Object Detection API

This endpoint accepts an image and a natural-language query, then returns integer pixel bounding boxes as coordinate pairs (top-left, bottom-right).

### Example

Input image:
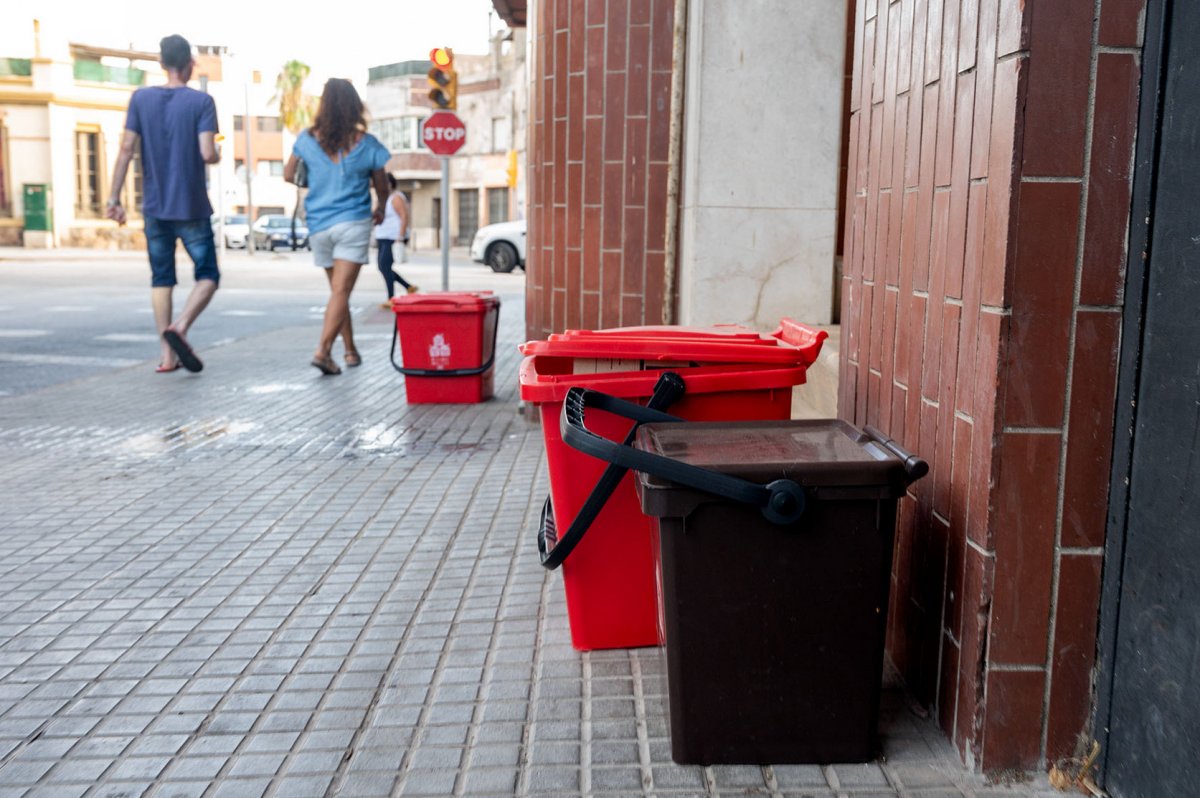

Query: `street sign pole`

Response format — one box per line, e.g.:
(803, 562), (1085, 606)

(440, 156), (450, 291)
(423, 111), (466, 291)
(244, 83), (255, 256)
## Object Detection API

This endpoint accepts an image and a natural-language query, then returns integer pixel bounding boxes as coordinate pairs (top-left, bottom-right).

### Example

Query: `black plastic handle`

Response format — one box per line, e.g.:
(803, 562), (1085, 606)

(560, 387), (808, 526)
(864, 425), (929, 484)
(390, 308), (500, 378)
(538, 372), (687, 570)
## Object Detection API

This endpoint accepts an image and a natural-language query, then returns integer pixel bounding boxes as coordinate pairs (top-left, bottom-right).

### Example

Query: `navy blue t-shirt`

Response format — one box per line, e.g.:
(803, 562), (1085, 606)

(125, 86), (217, 221)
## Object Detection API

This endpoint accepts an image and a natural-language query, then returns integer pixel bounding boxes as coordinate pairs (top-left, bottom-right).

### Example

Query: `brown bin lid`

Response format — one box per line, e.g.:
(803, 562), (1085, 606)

(633, 420), (911, 514)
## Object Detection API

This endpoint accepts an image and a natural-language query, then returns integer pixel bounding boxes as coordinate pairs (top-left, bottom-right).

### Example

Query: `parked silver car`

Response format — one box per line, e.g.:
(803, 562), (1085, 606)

(252, 214), (309, 251)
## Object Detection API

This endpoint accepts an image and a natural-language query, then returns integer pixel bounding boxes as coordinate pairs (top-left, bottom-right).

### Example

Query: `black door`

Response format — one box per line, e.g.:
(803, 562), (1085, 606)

(456, 188), (478, 246)
(1099, 2), (1200, 796)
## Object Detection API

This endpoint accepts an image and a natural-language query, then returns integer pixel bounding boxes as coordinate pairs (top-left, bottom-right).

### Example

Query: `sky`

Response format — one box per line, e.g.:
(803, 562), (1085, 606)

(1, 0), (501, 86)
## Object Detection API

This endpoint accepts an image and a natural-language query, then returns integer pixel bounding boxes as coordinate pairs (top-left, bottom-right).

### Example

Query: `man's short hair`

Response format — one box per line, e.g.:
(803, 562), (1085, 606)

(160, 35), (192, 70)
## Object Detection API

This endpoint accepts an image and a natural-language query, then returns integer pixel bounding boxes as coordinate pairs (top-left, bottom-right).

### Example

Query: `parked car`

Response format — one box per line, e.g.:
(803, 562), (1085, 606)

(212, 214), (249, 249)
(252, 214), (309, 251)
(470, 219), (526, 273)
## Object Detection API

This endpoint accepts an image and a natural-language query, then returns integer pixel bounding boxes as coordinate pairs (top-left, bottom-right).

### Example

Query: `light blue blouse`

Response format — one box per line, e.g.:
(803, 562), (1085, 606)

(293, 130), (390, 233)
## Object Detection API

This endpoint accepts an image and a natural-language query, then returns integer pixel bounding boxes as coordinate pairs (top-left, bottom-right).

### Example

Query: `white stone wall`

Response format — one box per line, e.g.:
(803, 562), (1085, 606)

(678, 0), (846, 329)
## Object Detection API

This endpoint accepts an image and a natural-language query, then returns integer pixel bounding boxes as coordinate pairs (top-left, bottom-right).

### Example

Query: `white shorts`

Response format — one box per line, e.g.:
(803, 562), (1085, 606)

(310, 218), (372, 268)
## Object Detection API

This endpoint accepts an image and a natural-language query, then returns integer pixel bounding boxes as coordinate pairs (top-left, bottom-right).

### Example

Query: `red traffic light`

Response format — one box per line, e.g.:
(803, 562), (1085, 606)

(430, 47), (453, 70)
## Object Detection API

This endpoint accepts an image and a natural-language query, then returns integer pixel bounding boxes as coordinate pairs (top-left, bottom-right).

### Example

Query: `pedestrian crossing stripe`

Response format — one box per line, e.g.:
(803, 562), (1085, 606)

(95, 333), (161, 343)
(0, 353), (142, 367)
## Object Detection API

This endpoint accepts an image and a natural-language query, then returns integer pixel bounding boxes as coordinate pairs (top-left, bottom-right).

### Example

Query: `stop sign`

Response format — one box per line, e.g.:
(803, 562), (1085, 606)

(422, 111), (467, 156)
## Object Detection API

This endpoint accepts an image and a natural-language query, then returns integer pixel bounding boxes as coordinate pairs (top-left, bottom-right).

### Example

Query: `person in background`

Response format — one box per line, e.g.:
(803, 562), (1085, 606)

(373, 174), (417, 308)
(285, 78), (390, 375)
(107, 33), (220, 374)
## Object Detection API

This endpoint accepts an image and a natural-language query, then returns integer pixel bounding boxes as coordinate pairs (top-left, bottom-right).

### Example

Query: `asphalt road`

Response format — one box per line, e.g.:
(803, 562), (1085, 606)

(0, 246), (525, 397)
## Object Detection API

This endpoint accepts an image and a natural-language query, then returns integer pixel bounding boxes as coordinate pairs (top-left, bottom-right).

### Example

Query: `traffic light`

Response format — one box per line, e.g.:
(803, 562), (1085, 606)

(427, 47), (457, 110)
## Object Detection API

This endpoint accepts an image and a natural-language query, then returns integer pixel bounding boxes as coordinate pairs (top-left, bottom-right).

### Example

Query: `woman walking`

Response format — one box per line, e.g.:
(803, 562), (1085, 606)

(285, 78), (390, 375)
(374, 174), (417, 308)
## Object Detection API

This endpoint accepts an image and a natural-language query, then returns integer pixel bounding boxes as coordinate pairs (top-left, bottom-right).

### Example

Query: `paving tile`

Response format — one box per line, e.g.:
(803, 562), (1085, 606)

(889, 763), (962, 789)
(398, 768), (458, 796)
(833, 762), (893, 789)
(148, 781), (208, 798)
(0, 758), (57, 784)
(772, 764), (830, 788)
(651, 765), (707, 790)
(163, 756), (228, 781)
(461, 767), (519, 794)
(12, 739), (75, 760)
(285, 749), (345, 775)
(590, 766), (645, 791)
(105, 758), (172, 782)
(525, 766), (581, 793)
(227, 753), (287, 779)
(210, 779), (271, 798)
(711, 764), (768, 788)
(25, 784), (91, 798)
(83, 783), (152, 798)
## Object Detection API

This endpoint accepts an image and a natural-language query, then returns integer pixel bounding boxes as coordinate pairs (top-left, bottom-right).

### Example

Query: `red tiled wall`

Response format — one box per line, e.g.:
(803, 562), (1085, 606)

(841, 0), (1144, 771)
(525, 0), (675, 340)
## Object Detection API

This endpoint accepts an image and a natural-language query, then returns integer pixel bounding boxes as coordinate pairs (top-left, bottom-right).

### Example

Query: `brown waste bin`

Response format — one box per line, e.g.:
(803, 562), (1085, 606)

(556, 387), (927, 765)
(636, 420), (926, 764)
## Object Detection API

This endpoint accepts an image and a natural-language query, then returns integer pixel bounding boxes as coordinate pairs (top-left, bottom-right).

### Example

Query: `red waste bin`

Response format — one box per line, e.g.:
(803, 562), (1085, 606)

(518, 320), (827, 650)
(390, 292), (500, 404)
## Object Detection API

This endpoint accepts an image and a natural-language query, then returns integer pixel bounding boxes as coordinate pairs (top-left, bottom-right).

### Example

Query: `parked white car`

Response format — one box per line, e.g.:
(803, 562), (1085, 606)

(212, 214), (249, 249)
(470, 219), (526, 273)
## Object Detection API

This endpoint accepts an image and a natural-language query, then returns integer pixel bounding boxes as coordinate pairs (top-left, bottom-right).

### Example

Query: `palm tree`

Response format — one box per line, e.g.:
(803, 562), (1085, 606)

(273, 60), (315, 248)
(273, 59), (315, 134)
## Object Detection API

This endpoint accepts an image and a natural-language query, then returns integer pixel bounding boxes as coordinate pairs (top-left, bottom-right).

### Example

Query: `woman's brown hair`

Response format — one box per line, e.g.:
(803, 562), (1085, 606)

(311, 78), (367, 157)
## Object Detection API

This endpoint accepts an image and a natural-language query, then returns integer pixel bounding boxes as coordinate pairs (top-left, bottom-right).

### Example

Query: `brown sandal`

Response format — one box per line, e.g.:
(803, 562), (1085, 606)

(344, 351), (362, 368)
(311, 354), (341, 375)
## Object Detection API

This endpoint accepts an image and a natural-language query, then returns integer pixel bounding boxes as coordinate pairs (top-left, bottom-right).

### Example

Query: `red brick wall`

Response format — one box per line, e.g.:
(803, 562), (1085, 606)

(841, 0), (1144, 771)
(525, 0), (675, 340)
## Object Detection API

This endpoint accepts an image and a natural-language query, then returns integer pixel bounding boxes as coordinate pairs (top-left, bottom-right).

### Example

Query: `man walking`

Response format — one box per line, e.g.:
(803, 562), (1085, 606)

(107, 34), (220, 373)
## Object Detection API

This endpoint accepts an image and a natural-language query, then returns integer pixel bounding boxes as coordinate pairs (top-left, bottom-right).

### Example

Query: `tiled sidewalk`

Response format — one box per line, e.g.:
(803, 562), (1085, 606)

(0, 294), (1058, 797)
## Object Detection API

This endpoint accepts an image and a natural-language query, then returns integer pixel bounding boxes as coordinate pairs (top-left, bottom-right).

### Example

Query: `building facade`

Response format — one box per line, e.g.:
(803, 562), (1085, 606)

(0, 23), (297, 250)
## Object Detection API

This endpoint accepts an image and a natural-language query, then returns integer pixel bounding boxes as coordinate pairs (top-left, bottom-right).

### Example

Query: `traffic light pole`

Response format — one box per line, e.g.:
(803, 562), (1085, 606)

(440, 156), (450, 291)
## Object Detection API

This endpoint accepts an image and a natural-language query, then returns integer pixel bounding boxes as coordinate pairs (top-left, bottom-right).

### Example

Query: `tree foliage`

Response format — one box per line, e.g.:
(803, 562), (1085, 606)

(273, 60), (315, 134)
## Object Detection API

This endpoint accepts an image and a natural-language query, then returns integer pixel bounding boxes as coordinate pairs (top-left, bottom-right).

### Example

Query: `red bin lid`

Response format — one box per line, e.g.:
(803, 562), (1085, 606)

(392, 291), (499, 313)
(558, 325), (773, 343)
(518, 318), (827, 367)
(518, 358), (812, 403)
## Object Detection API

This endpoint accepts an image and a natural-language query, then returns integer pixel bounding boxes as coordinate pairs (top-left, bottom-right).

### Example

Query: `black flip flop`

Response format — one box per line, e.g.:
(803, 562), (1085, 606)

(162, 329), (203, 373)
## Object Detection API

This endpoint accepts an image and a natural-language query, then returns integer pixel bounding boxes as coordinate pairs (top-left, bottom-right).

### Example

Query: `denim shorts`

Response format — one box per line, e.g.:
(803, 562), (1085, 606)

(309, 218), (372, 268)
(145, 217), (220, 287)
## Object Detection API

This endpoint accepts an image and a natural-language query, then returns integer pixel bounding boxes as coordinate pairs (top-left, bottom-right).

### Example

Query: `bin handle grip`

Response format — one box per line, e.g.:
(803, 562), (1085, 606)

(864, 425), (929, 484)
(537, 372), (687, 570)
(389, 305), (500, 378)
(559, 387), (807, 526)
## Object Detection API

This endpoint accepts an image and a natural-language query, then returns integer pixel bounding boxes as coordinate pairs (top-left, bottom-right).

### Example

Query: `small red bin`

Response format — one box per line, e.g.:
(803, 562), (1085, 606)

(391, 292), (500, 404)
(519, 320), (828, 650)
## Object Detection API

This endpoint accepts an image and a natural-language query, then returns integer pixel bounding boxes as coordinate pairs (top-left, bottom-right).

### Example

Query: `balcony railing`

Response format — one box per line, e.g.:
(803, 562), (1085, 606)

(0, 58), (32, 77)
(73, 59), (145, 86)
(368, 61), (428, 82)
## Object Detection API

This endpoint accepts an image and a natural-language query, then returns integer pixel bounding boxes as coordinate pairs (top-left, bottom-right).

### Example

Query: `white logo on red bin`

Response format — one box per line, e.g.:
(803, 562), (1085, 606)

(429, 334), (451, 369)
